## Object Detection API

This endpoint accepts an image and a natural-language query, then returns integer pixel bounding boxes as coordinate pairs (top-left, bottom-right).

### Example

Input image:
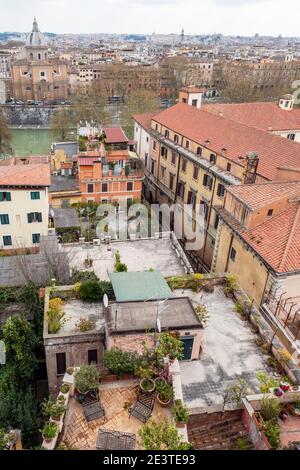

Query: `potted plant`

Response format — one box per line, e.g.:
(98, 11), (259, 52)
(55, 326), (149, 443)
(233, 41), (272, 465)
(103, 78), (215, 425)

(273, 387), (284, 397)
(280, 381), (290, 392)
(60, 383), (70, 394)
(66, 367), (74, 375)
(156, 379), (173, 406)
(172, 399), (189, 428)
(136, 366), (155, 393)
(50, 402), (67, 422)
(75, 364), (99, 395)
(42, 422), (58, 443)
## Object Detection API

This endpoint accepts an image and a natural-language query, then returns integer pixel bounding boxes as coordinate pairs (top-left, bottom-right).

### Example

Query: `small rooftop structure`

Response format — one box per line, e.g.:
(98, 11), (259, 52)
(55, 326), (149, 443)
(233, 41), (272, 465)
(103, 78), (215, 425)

(50, 207), (80, 229)
(109, 271), (173, 302)
(110, 297), (202, 333)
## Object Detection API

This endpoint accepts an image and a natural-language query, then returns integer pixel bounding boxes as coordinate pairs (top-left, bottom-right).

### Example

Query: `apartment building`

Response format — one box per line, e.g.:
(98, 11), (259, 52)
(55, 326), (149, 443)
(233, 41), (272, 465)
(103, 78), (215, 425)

(133, 87), (300, 272)
(213, 59), (300, 93)
(0, 164), (51, 250)
(78, 149), (143, 205)
(212, 181), (300, 354)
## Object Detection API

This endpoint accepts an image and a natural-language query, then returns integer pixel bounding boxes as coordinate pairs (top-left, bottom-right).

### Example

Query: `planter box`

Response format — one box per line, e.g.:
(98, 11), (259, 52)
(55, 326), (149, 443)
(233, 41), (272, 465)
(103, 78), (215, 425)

(100, 373), (135, 383)
(253, 411), (264, 430)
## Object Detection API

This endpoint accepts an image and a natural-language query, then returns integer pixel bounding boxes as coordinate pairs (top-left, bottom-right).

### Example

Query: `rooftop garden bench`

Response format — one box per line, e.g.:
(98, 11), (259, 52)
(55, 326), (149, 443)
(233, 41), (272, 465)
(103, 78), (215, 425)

(96, 429), (136, 450)
(128, 390), (155, 423)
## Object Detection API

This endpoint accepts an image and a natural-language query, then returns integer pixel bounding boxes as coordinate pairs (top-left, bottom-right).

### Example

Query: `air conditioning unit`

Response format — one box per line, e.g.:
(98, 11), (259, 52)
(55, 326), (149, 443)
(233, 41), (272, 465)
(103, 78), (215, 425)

(48, 228), (56, 235)
(79, 237), (85, 244)
(93, 239), (100, 246)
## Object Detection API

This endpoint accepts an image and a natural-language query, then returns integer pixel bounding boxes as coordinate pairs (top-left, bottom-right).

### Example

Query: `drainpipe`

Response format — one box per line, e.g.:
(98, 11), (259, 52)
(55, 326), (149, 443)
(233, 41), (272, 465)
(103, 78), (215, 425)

(224, 232), (234, 273)
(201, 174), (217, 272)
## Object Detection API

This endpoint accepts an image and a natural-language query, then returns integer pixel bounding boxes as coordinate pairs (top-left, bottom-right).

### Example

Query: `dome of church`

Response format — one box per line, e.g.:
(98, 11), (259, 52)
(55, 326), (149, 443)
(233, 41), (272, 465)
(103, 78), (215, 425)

(26, 18), (48, 47)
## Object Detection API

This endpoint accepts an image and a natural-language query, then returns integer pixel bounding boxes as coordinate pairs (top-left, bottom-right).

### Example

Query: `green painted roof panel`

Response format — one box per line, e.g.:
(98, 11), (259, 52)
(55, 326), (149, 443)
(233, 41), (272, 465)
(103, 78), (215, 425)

(109, 271), (173, 302)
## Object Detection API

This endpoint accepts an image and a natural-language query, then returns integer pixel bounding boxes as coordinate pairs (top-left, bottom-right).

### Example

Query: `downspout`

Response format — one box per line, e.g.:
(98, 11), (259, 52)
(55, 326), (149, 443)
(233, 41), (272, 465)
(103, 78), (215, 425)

(224, 232), (234, 273)
(202, 174), (217, 271)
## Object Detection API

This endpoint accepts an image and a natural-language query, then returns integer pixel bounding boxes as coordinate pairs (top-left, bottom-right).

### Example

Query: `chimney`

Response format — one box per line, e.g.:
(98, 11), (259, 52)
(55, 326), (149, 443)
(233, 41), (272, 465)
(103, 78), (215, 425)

(179, 86), (203, 109)
(278, 94), (294, 110)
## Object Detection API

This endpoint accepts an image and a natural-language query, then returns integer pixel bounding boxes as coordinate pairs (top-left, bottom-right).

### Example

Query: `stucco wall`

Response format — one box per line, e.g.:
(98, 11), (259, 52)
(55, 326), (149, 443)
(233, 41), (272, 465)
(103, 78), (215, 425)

(214, 222), (269, 306)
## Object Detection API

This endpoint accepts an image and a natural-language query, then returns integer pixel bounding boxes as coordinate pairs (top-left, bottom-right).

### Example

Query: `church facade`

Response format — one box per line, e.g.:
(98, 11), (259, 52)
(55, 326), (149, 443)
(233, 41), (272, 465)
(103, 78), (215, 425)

(11, 18), (68, 102)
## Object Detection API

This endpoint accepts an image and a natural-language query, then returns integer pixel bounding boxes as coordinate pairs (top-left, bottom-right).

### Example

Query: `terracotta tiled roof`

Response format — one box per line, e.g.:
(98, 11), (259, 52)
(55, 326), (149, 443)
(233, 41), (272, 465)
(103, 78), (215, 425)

(0, 155), (50, 166)
(151, 103), (300, 181)
(133, 111), (158, 131)
(204, 101), (300, 132)
(0, 164), (51, 187)
(218, 201), (300, 273)
(104, 127), (128, 144)
(226, 181), (300, 210)
(78, 157), (101, 165)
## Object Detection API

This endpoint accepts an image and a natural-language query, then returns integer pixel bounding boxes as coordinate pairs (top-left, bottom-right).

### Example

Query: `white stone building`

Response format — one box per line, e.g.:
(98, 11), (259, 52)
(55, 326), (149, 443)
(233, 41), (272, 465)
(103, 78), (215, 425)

(0, 164), (51, 250)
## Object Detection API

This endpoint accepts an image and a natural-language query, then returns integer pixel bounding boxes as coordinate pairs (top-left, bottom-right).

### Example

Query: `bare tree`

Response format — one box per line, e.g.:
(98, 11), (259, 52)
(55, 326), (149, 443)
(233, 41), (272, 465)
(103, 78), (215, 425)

(0, 110), (12, 156)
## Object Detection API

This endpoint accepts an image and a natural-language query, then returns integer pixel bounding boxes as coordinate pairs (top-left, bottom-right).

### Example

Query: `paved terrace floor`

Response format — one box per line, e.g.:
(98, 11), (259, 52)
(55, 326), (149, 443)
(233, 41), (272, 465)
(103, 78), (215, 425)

(60, 381), (172, 450)
(176, 286), (271, 410)
(64, 239), (185, 280)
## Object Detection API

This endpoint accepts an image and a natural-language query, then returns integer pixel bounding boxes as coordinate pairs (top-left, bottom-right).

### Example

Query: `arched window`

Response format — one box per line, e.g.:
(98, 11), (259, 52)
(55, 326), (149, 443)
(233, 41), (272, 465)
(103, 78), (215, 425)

(38, 53), (41, 60)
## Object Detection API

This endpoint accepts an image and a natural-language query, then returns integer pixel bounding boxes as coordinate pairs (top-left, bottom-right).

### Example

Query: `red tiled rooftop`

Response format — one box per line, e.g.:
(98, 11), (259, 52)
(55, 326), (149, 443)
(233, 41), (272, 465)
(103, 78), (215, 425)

(219, 201), (300, 273)
(133, 111), (158, 131)
(151, 102), (300, 181)
(78, 157), (101, 165)
(0, 155), (50, 166)
(226, 181), (300, 210)
(0, 163), (51, 187)
(204, 101), (300, 132)
(104, 127), (128, 144)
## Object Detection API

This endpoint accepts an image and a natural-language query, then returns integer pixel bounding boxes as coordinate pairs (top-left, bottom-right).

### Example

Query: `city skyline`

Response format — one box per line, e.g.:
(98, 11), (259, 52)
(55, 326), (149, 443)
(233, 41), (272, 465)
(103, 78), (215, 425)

(0, 0), (300, 37)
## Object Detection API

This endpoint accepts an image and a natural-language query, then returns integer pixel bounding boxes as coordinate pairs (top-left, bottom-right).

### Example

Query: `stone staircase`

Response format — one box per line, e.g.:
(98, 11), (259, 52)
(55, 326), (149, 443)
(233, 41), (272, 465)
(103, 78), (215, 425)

(188, 411), (252, 450)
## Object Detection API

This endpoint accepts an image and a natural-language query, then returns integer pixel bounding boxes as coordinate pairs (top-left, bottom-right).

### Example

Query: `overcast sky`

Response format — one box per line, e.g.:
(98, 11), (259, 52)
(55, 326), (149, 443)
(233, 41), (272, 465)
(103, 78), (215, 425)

(1, 0), (299, 36)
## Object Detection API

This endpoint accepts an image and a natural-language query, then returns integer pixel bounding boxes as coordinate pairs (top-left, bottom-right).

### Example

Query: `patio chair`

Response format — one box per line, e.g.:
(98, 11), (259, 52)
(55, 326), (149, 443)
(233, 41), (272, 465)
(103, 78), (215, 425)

(80, 391), (105, 422)
(96, 429), (136, 450)
(128, 390), (155, 423)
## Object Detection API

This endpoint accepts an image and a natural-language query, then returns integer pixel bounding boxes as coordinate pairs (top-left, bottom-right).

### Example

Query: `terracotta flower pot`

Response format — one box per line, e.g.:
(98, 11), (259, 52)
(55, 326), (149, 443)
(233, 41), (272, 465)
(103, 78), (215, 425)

(140, 378), (155, 393)
(156, 395), (171, 407)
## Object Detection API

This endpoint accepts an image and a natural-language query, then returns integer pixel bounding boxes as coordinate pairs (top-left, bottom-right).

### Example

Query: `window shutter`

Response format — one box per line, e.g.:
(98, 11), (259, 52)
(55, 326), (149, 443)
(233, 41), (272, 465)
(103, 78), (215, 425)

(37, 212), (42, 222)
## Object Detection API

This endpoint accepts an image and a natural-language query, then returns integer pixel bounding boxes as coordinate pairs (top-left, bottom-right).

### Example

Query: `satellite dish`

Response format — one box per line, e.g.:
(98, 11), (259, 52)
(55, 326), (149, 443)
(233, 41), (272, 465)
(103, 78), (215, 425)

(103, 294), (108, 308)
(156, 318), (161, 333)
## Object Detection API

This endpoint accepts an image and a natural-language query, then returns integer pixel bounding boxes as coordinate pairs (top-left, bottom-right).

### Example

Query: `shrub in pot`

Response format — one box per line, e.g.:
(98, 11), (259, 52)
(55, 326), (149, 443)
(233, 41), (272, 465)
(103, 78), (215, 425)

(136, 366), (155, 393)
(60, 383), (70, 394)
(156, 332), (184, 361)
(75, 364), (99, 394)
(42, 422), (58, 442)
(155, 379), (173, 406)
(260, 396), (281, 422)
(172, 399), (189, 427)
(50, 402), (67, 421)
(263, 421), (281, 449)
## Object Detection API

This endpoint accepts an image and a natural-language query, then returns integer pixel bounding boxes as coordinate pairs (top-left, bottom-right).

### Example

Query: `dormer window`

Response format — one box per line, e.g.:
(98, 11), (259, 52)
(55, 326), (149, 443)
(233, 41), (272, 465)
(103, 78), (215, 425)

(210, 153), (216, 164)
